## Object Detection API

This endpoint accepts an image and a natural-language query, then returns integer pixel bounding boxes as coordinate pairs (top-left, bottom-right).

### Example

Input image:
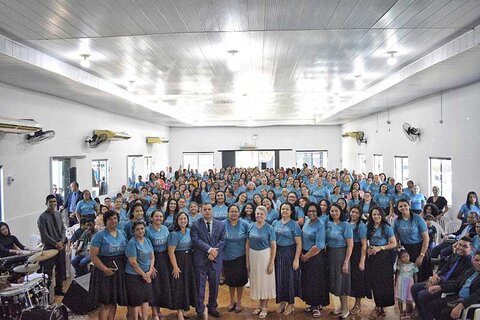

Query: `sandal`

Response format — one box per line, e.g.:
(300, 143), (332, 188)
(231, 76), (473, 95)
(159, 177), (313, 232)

(312, 309), (321, 318)
(369, 308), (380, 320)
(227, 302), (237, 312)
(277, 302), (286, 314)
(259, 309), (268, 319)
(234, 306), (243, 313)
(252, 309), (261, 315)
(305, 306), (313, 313)
(331, 310), (342, 316)
(350, 305), (362, 315)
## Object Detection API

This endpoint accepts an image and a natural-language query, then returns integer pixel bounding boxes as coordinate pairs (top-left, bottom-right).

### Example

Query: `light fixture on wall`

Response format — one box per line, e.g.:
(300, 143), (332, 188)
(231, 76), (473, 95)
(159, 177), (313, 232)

(127, 81), (136, 93)
(386, 51), (398, 66)
(439, 92), (444, 124)
(80, 54), (91, 68)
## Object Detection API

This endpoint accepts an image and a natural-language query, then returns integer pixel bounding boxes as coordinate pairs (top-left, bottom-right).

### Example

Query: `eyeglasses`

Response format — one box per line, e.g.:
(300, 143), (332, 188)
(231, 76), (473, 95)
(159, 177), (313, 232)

(307, 209), (317, 213)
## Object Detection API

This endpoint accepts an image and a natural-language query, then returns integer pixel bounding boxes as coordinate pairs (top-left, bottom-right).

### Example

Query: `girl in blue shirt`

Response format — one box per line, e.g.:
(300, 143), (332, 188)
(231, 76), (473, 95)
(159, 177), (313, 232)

(392, 183), (411, 215)
(326, 203), (353, 319)
(272, 203), (302, 315)
(90, 210), (128, 318)
(272, 179), (283, 198)
(347, 189), (362, 210)
(365, 207), (397, 319)
(359, 192), (377, 219)
(301, 186), (317, 204)
(349, 205), (367, 315)
(167, 212), (197, 318)
(125, 221), (154, 319)
(223, 204), (249, 312)
(146, 210), (172, 318)
(300, 202), (329, 317)
(394, 199), (432, 282)
(246, 205), (277, 319)
(234, 192), (248, 213)
(457, 191), (480, 223)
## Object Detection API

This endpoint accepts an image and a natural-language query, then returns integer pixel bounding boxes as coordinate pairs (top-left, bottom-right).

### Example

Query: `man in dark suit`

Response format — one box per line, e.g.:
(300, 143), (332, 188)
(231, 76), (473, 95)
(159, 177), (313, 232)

(62, 181), (82, 227)
(427, 250), (480, 320)
(191, 203), (226, 319)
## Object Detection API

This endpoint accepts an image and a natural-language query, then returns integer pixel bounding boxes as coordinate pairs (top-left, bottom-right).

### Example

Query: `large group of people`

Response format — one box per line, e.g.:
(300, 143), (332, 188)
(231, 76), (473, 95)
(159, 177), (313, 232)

(3, 165), (480, 320)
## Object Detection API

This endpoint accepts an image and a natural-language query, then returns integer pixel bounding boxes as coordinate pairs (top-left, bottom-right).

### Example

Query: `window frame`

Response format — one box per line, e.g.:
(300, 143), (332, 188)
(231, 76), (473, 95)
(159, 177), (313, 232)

(295, 150), (328, 169)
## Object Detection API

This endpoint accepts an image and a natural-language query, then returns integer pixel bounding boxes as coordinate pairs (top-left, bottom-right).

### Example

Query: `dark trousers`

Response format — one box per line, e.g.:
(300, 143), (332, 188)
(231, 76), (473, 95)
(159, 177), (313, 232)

(428, 296), (460, 320)
(431, 242), (453, 259)
(40, 249), (66, 292)
(411, 281), (441, 320)
(195, 265), (220, 315)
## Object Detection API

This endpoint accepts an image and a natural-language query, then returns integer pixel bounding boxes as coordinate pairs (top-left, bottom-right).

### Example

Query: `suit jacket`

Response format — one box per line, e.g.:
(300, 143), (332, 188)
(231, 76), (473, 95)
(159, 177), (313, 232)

(452, 223), (477, 238)
(441, 267), (480, 308)
(64, 190), (82, 213)
(191, 218), (226, 271)
(438, 253), (473, 284)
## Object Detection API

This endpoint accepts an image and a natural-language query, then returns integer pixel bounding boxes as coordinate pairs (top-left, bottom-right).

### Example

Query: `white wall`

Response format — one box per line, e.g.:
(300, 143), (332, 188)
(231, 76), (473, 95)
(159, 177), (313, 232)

(0, 84), (169, 244)
(169, 126), (342, 169)
(341, 81), (480, 216)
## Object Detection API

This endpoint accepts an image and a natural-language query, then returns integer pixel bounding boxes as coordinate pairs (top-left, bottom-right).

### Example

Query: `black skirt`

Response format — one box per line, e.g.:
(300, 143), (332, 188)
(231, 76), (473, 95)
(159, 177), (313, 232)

(151, 251), (173, 308)
(365, 250), (394, 307)
(90, 255), (128, 306)
(403, 242), (432, 282)
(275, 245), (302, 304)
(169, 251), (197, 311)
(301, 250), (330, 307)
(125, 273), (153, 306)
(223, 255), (248, 287)
(350, 242), (366, 298)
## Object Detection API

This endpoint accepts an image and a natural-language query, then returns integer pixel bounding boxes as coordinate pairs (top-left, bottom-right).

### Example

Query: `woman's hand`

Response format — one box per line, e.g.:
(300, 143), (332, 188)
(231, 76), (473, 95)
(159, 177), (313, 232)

(172, 267), (181, 279)
(292, 258), (299, 271)
(415, 255), (424, 267)
(300, 254), (308, 262)
(342, 262), (349, 275)
(143, 273), (152, 283)
(267, 262), (274, 274)
(359, 260), (365, 271)
(103, 268), (115, 277)
(367, 246), (381, 256)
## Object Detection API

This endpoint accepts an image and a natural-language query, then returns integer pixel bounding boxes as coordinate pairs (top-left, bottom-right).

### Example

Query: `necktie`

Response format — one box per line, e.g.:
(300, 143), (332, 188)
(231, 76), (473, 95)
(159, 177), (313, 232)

(442, 257), (460, 281)
(206, 221), (211, 233)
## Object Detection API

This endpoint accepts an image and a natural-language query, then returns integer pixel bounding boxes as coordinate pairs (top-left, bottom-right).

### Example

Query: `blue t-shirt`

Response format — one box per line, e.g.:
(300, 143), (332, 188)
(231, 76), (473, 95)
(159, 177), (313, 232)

(123, 220), (145, 240)
(351, 221), (367, 243)
(266, 209), (279, 224)
(240, 216), (254, 226)
(163, 214), (174, 229)
(312, 186), (330, 203)
(91, 228), (128, 256)
(325, 220), (353, 248)
(369, 183), (381, 195)
(75, 199), (97, 216)
(302, 218), (326, 251)
(167, 229), (192, 251)
(473, 235), (480, 252)
(330, 194), (343, 203)
(368, 224), (394, 246)
(392, 193), (411, 207)
(410, 194), (425, 211)
(188, 213), (203, 228)
(144, 206), (158, 224)
(245, 190), (257, 201)
(223, 219), (249, 260)
(374, 194), (392, 209)
(394, 214), (428, 245)
(459, 272), (480, 299)
(146, 225), (169, 252)
(341, 183), (351, 196)
(125, 237), (153, 275)
(272, 186), (283, 198)
(212, 204), (228, 221)
(459, 204), (480, 222)
(272, 219), (302, 247)
(294, 206), (305, 221)
(247, 223), (276, 251)
(348, 199), (361, 208)
(118, 208), (128, 223)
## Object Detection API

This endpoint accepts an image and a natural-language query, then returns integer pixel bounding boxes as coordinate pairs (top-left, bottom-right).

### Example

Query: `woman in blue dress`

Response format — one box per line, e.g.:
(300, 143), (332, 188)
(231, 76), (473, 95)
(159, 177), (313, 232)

(348, 205), (367, 316)
(365, 207), (397, 319)
(168, 212), (197, 320)
(223, 204), (249, 313)
(125, 221), (154, 320)
(394, 199), (432, 282)
(392, 183), (410, 215)
(457, 191), (480, 223)
(300, 202), (328, 318)
(272, 202), (302, 316)
(326, 203), (353, 319)
(90, 210), (128, 320)
(146, 210), (172, 319)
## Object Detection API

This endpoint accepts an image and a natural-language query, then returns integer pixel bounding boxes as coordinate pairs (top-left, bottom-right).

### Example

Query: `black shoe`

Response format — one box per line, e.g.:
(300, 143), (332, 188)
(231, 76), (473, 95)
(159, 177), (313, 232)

(54, 290), (65, 296)
(196, 313), (205, 320)
(208, 308), (221, 318)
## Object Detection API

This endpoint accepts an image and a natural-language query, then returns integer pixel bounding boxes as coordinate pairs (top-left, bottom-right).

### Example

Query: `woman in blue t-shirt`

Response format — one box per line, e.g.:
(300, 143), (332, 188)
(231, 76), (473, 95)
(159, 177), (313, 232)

(223, 204), (249, 313)
(246, 205), (277, 319)
(394, 199), (432, 282)
(90, 210), (128, 319)
(125, 221), (154, 320)
(457, 191), (480, 223)
(123, 203), (145, 240)
(409, 185), (426, 214)
(326, 203), (353, 319)
(312, 179), (330, 203)
(359, 192), (377, 219)
(164, 199), (179, 230)
(212, 191), (228, 221)
(286, 192), (305, 226)
(167, 212), (197, 319)
(374, 184), (392, 218)
(365, 207), (397, 319)
(146, 210), (172, 319)
(330, 186), (343, 204)
(144, 193), (161, 225)
(348, 205), (367, 315)
(75, 189), (98, 222)
(262, 198), (278, 224)
(272, 202), (302, 315)
(240, 203), (256, 225)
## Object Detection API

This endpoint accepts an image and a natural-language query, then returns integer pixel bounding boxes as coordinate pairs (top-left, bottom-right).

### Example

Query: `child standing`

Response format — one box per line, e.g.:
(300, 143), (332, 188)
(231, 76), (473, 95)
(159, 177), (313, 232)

(395, 250), (418, 319)
(425, 214), (437, 251)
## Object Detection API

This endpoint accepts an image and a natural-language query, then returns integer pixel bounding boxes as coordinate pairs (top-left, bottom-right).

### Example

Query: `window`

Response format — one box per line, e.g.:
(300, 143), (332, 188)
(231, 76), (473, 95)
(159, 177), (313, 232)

(183, 153), (214, 172)
(373, 154), (383, 174)
(127, 155), (143, 188)
(394, 156), (409, 187)
(92, 159), (108, 197)
(357, 154), (366, 173)
(429, 158), (452, 203)
(144, 156), (153, 175)
(235, 151), (275, 169)
(296, 150), (328, 168)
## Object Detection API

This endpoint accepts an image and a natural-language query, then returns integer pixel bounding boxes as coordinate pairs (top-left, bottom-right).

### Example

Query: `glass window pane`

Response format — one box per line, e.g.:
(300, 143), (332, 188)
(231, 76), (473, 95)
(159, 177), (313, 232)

(296, 151), (328, 168)
(127, 156), (142, 188)
(430, 158), (452, 203)
(357, 154), (366, 173)
(92, 160), (108, 196)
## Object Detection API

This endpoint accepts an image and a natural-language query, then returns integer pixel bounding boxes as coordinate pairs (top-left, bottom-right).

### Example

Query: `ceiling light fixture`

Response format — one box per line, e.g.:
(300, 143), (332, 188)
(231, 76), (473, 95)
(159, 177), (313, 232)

(354, 75), (363, 89)
(227, 50), (241, 72)
(127, 81), (136, 93)
(80, 54), (91, 68)
(387, 51), (398, 66)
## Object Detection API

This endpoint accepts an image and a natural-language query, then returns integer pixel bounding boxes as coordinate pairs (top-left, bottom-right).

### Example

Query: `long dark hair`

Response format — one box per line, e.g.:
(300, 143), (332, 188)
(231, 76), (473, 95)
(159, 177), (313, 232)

(172, 212), (189, 232)
(279, 202), (296, 220)
(349, 204), (363, 234)
(366, 206), (390, 240)
(0, 222), (11, 237)
(240, 203), (256, 222)
(329, 202), (347, 222)
(466, 191), (479, 209)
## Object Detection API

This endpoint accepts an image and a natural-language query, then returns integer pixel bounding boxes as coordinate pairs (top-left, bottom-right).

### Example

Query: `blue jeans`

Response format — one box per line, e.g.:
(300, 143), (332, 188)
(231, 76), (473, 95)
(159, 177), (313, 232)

(72, 255), (91, 277)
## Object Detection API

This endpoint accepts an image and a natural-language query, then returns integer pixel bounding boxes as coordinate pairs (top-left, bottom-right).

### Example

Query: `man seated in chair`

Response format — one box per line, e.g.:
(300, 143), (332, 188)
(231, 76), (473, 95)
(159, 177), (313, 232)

(431, 212), (477, 260)
(412, 236), (473, 320)
(426, 250), (480, 320)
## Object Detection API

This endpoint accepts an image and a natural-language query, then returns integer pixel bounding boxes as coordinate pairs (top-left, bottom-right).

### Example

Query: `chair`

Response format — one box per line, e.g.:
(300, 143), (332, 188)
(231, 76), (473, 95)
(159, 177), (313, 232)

(444, 220), (461, 234)
(461, 303), (480, 320)
(431, 221), (444, 245)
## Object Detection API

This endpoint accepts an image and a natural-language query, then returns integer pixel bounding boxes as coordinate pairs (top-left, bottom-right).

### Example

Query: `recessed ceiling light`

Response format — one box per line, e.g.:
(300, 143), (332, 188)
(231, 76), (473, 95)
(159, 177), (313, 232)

(80, 54), (91, 68)
(387, 51), (398, 66)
